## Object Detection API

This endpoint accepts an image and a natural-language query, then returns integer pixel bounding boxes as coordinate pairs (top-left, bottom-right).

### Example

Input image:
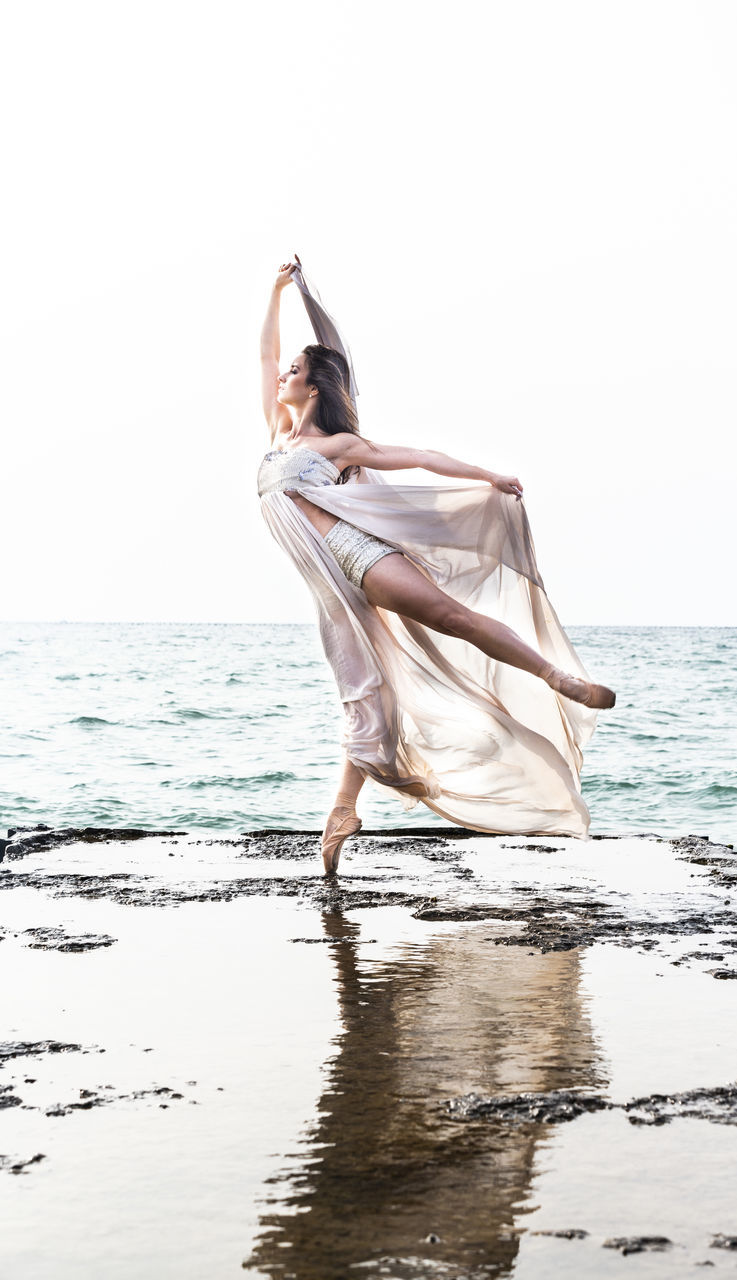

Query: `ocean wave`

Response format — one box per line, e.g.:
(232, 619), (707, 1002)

(160, 772), (297, 791)
(69, 716), (115, 728)
(175, 708), (229, 720)
(585, 778), (640, 791)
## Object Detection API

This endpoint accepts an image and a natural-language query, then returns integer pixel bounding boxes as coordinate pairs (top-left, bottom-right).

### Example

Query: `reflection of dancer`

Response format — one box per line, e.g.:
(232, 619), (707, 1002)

(244, 912), (605, 1277)
(258, 258), (615, 870)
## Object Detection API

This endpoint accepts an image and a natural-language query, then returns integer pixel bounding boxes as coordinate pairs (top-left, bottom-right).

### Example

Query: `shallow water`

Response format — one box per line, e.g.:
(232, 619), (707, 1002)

(2, 830), (737, 1277)
(1, 622), (736, 842)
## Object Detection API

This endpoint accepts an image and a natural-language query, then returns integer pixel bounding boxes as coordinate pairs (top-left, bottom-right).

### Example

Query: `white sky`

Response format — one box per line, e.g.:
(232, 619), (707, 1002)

(2, 0), (735, 625)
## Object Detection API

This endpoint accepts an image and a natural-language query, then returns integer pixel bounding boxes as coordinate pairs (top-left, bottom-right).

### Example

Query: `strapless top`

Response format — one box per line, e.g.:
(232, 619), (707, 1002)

(257, 447), (341, 497)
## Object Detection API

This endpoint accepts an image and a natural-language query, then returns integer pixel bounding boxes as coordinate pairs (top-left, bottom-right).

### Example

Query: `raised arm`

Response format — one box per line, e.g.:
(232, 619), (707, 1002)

(260, 263), (296, 441)
(334, 436), (524, 498)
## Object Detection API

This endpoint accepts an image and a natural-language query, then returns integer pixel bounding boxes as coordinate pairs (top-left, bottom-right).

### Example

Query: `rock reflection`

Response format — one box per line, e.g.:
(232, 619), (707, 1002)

(245, 913), (606, 1279)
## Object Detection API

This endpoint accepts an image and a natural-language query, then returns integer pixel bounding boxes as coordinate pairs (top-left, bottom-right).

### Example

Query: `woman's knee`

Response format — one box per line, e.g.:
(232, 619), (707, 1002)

(430, 601), (474, 638)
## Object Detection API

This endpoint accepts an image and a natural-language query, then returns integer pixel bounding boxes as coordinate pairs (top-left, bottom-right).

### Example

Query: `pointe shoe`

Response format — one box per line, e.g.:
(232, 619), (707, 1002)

(321, 808), (362, 875)
(540, 663), (616, 710)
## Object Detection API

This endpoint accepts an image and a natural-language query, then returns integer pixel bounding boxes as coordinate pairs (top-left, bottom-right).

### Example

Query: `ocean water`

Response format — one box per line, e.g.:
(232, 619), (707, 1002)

(1, 622), (735, 844)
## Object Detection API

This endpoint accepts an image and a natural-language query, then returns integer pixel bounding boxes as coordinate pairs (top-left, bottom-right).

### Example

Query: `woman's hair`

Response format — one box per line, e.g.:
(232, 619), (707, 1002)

(302, 343), (363, 483)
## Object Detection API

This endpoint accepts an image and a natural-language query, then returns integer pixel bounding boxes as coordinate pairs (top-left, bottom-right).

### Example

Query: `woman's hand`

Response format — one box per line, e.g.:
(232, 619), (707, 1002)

(274, 260), (297, 292)
(490, 473), (523, 500)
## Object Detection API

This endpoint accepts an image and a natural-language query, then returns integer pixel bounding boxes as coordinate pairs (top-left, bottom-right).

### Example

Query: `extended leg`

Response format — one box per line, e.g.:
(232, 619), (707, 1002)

(362, 553), (615, 708)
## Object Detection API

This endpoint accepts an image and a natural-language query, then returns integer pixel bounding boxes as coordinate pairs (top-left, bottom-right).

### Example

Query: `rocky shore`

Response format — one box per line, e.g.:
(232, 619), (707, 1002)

(2, 823), (737, 1277)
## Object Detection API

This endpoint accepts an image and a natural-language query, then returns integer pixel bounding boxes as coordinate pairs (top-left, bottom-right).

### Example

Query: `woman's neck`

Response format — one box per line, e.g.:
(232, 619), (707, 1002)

(283, 414), (326, 445)
(286, 403), (322, 436)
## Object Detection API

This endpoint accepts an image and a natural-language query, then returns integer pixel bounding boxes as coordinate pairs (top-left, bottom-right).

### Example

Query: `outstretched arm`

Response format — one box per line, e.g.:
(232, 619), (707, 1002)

(260, 262), (296, 441)
(335, 436), (523, 498)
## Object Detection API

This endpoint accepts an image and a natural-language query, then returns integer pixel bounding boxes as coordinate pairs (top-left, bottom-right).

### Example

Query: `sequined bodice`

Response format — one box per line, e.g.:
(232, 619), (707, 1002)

(257, 447), (341, 497)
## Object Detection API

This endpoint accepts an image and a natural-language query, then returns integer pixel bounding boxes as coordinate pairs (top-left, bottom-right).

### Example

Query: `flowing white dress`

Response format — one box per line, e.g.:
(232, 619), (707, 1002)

(258, 267), (599, 838)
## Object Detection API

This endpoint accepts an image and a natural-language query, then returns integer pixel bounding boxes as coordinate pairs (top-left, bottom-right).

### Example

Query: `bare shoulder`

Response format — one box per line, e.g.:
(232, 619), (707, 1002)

(291, 432), (358, 464)
(319, 432), (360, 459)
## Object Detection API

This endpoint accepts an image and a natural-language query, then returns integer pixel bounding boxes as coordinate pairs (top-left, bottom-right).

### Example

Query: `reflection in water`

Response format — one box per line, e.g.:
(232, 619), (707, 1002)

(246, 914), (606, 1278)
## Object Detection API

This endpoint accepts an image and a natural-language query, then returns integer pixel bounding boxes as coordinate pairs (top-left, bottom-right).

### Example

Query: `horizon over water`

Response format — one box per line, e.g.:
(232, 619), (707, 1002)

(1, 621), (735, 846)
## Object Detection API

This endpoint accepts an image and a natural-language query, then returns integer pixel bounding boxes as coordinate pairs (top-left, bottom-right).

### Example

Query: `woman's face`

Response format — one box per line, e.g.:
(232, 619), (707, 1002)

(277, 354), (313, 407)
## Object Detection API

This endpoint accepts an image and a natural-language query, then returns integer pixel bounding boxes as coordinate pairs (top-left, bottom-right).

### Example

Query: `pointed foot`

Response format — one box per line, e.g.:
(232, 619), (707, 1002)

(321, 808), (362, 875)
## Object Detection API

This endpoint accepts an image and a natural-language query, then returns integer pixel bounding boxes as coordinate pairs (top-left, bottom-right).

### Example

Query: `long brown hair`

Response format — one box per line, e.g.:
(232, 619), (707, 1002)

(302, 344), (367, 483)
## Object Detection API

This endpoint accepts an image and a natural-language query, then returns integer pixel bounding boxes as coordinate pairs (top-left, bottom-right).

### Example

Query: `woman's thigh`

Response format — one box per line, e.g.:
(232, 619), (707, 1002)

(361, 553), (469, 633)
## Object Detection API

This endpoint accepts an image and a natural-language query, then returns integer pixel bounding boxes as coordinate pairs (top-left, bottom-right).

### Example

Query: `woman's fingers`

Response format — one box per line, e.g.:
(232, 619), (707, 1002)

(493, 474), (524, 500)
(275, 261), (297, 290)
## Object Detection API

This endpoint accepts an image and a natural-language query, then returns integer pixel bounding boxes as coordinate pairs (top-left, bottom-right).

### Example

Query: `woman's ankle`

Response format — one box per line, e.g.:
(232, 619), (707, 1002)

(332, 792), (359, 813)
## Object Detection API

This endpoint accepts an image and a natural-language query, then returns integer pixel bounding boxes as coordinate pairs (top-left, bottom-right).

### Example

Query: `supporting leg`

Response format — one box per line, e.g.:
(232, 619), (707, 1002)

(332, 757), (365, 812)
(321, 756), (365, 876)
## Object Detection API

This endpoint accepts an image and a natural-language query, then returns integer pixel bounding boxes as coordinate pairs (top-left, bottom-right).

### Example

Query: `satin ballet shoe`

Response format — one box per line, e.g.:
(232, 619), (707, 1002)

(321, 808), (362, 875)
(540, 663), (616, 710)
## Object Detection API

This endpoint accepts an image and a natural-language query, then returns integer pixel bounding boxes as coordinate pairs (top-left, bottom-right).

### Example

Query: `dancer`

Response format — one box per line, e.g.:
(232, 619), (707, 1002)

(258, 257), (615, 873)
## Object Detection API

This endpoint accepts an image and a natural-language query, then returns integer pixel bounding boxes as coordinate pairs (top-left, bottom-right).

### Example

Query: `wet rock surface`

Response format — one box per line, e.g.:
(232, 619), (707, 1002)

(2, 824), (185, 860)
(1, 1084), (23, 1110)
(0, 1152), (46, 1175)
(603, 1236), (673, 1254)
(0, 1035), (192, 1152)
(3, 822), (737, 1270)
(711, 1234), (737, 1249)
(447, 1090), (611, 1124)
(3, 827), (737, 967)
(447, 1083), (737, 1128)
(625, 1084), (737, 1126)
(44, 1084), (187, 1117)
(21, 926), (116, 951)
(531, 1228), (589, 1239)
(1, 1040), (84, 1063)
(0, 865), (428, 911)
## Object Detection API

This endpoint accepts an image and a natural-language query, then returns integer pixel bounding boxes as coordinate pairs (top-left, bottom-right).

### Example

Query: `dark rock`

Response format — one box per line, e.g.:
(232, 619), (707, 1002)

(603, 1236), (672, 1254)
(626, 1082), (737, 1127)
(446, 1083), (737, 1130)
(413, 902), (502, 922)
(0, 1152), (46, 1176)
(44, 1084), (188, 1117)
(0, 1040), (83, 1064)
(7, 823), (53, 838)
(446, 1090), (611, 1124)
(710, 1234), (737, 1250)
(0, 865), (429, 911)
(500, 843), (562, 854)
(3, 825), (186, 861)
(532, 1229), (589, 1239)
(0, 1084), (22, 1109)
(23, 927), (116, 952)
(707, 969), (737, 980)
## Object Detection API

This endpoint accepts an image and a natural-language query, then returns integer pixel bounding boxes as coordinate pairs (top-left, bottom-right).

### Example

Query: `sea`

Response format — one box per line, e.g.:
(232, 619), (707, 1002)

(1, 621), (736, 845)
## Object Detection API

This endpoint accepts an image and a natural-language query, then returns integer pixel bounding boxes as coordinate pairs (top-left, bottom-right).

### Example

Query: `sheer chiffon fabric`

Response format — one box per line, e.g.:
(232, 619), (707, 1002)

(259, 265), (598, 837)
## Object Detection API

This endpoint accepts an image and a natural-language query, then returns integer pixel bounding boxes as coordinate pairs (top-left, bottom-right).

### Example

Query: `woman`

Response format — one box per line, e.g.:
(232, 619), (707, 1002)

(258, 257), (615, 873)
